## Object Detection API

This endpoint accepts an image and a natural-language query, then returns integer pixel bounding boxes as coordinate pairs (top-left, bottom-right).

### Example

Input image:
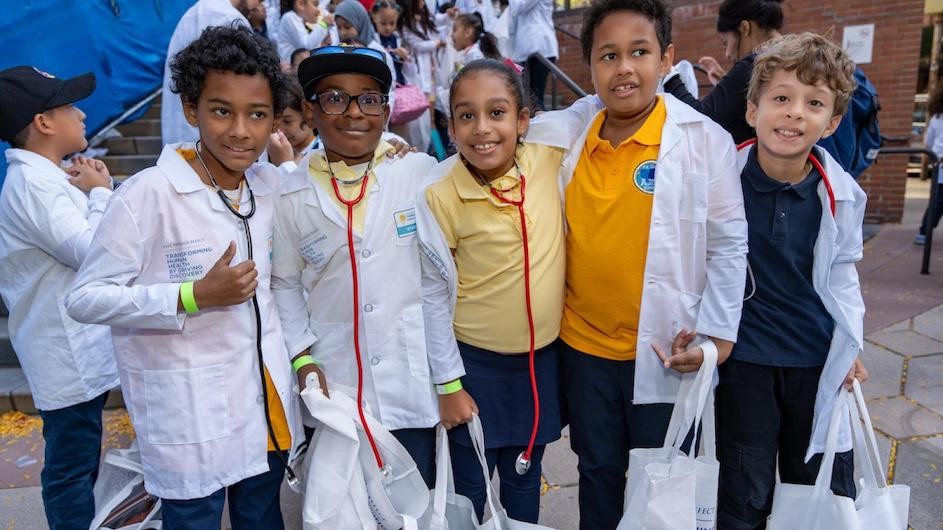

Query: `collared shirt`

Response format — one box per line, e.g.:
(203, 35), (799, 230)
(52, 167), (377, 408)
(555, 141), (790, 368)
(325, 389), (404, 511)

(560, 97), (666, 361)
(425, 143), (566, 353)
(308, 141), (394, 233)
(0, 149), (118, 410)
(733, 147), (834, 367)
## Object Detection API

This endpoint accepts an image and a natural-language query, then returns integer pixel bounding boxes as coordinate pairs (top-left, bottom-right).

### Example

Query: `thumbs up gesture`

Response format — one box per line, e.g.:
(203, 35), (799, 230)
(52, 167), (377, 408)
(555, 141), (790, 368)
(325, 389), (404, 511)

(191, 242), (258, 308)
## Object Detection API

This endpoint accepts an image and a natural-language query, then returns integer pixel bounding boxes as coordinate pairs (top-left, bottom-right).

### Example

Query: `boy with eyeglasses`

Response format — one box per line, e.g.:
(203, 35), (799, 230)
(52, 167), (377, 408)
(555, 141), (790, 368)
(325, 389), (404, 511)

(271, 45), (477, 486)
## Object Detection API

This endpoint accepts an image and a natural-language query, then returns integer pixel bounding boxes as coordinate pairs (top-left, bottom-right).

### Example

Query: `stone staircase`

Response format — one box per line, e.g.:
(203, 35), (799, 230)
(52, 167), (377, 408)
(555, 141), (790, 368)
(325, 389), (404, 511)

(0, 100), (162, 413)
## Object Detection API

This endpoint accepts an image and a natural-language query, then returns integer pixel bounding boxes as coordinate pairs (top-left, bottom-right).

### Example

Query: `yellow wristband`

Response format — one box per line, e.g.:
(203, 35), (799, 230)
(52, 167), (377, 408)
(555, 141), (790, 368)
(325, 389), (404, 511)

(292, 355), (318, 373)
(180, 281), (199, 314)
(436, 379), (463, 395)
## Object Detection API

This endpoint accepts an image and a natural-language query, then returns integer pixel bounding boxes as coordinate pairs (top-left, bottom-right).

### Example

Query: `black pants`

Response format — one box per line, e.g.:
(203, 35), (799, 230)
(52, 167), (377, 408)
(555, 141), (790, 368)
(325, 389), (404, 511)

(524, 55), (556, 111)
(559, 342), (673, 530)
(716, 359), (856, 530)
(919, 182), (943, 236)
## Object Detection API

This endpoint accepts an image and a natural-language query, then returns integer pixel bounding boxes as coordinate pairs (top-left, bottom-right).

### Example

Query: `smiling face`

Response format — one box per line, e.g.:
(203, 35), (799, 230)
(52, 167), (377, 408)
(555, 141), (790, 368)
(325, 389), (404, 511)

(310, 72), (388, 164)
(589, 10), (673, 123)
(449, 71), (529, 181)
(747, 67), (842, 166)
(280, 106), (315, 152)
(183, 69), (276, 180)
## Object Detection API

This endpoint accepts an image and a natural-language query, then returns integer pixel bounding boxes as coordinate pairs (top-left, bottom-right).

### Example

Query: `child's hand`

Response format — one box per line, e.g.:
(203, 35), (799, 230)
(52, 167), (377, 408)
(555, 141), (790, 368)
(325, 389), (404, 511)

(296, 352), (330, 398)
(446, 6), (459, 18)
(394, 47), (410, 60)
(268, 130), (294, 166)
(844, 357), (869, 390)
(697, 56), (726, 86)
(66, 156), (112, 192)
(322, 13), (334, 26)
(386, 138), (417, 158)
(191, 242), (258, 308)
(652, 328), (701, 373)
(438, 387), (478, 429)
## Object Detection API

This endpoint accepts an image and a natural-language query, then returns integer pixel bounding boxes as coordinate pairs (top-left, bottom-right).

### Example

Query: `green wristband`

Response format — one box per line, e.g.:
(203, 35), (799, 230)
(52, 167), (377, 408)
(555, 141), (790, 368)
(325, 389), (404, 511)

(436, 379), (463, 395)
(318, 19), (329, 29)
(180, 281), (199, 314)
(292, 355), (318, 373)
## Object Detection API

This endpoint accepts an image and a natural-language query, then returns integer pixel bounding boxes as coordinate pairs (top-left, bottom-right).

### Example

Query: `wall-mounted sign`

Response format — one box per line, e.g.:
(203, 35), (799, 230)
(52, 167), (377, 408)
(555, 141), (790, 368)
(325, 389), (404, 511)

(843, 23), (875, 64)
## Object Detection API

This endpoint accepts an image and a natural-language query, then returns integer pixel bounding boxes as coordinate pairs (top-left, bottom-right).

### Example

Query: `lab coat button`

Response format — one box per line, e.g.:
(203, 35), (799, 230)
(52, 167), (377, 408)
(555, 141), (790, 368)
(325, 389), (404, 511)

(257, 395), (264, 404)
(364, 304), (374, 313)
(371, 357), (380, 366)
(362, 249), (372, 258)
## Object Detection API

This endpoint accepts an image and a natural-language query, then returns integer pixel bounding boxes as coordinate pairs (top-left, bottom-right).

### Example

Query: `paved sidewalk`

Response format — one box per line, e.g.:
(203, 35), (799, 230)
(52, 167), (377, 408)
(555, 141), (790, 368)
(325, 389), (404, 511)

(2, 179), (941, 529)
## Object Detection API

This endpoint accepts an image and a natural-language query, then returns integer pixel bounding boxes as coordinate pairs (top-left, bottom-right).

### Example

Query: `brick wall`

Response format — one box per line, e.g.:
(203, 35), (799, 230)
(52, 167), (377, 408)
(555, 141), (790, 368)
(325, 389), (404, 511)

(551, 0), (926, 223)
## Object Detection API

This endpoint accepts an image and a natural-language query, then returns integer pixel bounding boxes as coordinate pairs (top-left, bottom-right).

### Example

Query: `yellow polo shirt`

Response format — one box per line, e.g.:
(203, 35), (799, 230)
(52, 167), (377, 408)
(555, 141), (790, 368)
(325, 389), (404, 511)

(308, 141), (394, 233)
(560, 97), (666, 361)
(425, 143), (566, 353)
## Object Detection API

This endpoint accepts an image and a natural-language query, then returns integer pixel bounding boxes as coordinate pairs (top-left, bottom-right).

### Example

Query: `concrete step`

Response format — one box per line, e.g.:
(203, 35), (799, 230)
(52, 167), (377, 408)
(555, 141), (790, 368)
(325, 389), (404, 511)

(0, 317), (14, 366)
(104, 136), (162, 156)
(116, 119), (161, 137)
(143, 101), (161, 119)
(0, 366), (125, 413)
(100, 154), (158, 176)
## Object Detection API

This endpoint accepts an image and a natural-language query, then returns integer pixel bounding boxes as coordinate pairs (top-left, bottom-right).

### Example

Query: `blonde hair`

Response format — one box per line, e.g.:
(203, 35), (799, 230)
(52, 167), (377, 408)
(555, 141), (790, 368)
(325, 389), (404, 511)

(747, 32), (856, 117)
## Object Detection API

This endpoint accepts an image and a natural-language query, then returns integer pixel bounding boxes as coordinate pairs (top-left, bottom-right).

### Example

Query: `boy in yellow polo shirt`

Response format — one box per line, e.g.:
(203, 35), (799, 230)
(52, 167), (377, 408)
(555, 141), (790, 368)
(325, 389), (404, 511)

(526, 0), (748, 527)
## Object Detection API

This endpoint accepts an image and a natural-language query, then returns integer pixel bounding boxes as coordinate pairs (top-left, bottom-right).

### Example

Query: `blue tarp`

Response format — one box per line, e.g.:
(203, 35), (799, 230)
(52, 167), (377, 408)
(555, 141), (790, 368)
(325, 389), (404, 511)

(0, 0), (196, 185)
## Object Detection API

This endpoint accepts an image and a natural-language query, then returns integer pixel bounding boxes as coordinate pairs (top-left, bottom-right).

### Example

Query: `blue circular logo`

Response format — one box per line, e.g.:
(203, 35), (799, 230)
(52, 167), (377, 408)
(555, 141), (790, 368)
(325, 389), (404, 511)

(634, 160), (657, 194)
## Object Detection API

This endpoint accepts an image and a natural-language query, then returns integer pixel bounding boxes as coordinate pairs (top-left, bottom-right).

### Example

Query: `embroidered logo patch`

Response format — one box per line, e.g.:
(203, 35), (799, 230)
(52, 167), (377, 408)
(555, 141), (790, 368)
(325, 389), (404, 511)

(394, 208), (417, 238)
(634, 160), (657, 194)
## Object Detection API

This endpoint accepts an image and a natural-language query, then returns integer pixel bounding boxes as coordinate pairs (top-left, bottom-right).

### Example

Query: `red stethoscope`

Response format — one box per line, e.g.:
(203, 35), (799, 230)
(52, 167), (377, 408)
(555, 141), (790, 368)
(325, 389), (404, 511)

(484, 160), (540, 476)
(737, 139), (836, 301)
(328, 158), (386, 470)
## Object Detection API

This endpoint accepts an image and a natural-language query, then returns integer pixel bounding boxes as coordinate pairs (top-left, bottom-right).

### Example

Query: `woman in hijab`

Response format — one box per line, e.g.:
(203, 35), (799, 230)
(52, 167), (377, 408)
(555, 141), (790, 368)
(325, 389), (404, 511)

(333, 0), (398, 111)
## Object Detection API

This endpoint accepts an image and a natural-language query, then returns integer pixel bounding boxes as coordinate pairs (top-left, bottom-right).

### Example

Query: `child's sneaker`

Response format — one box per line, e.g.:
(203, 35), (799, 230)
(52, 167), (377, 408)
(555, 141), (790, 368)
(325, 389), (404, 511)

(915, 233), (927, 245)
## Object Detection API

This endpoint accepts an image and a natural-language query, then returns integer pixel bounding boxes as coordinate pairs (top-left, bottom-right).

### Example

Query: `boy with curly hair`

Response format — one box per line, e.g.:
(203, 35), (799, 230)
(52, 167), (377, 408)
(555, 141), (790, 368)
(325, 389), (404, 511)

(66, 26), (303, 530)
(718, 33), (869, 528)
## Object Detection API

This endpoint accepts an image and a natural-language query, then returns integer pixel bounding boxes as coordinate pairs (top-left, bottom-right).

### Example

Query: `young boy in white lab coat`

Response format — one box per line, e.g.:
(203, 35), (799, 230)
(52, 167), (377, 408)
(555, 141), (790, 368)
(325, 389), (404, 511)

(0, 66), (118, 530)
(525, 0), (747, 527)
(716, 33), (869, 528)
(67, 27), (303, 530)
(271, 45), (475, 487)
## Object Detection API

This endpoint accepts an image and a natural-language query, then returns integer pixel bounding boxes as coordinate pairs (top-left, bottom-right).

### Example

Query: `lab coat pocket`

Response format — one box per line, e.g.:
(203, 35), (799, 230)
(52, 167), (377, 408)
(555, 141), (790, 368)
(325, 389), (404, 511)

(679, 173), (708, 222)
(143, 365), (230, 445)
(401, 306), (430, 379)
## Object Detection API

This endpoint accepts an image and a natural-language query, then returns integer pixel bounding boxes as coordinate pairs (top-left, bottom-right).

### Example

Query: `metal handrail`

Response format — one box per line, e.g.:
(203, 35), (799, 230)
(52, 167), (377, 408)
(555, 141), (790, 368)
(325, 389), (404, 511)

(87, 87), (161, 148)
(555, 25), (579, 41)
(528, 52), (587, 110)
(877, 146), (938, 274)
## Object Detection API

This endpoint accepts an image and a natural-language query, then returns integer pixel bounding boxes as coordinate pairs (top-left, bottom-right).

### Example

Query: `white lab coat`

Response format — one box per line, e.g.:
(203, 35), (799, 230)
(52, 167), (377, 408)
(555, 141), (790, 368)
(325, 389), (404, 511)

(455, 0), (496, 30)
(161, 0), (249, 145)
(264, 0), (282, 45)
(925, 115), (943, 183)
(508, 0), (558, 63)
(277, 11), (330, 62)
(737, 144), (867, 460)
(66, 144), (303, 500)
(526, 94), (749, 405)
(271, 150), (463, 431)
(0, 149), (119, 411)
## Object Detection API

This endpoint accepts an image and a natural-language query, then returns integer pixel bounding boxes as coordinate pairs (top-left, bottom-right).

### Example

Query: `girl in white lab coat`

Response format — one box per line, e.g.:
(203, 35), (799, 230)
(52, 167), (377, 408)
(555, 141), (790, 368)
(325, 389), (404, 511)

(277, 0), (333, 62)
(67, 27), (303, 530)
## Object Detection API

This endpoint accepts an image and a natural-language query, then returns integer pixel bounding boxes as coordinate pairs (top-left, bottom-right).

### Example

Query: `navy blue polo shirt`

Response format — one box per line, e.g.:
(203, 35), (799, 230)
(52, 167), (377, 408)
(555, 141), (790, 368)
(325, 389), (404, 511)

(732, 147), (834, 367)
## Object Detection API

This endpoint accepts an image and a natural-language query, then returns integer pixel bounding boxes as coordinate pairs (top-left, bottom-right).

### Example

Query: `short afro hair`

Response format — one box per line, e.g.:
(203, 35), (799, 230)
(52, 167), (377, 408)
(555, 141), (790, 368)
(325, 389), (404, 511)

(170, 24), (289, 114)
(580, 0), (672, 64)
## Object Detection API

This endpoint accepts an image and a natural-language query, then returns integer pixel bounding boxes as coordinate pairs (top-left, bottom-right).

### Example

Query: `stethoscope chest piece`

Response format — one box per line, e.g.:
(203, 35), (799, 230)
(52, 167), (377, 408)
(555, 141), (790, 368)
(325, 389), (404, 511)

(515, 451), (531, 475)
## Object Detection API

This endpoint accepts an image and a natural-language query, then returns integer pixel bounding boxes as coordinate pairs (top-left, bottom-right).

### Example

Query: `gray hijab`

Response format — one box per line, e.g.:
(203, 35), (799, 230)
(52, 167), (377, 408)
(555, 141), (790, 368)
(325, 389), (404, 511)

(335, 0), (377, 45)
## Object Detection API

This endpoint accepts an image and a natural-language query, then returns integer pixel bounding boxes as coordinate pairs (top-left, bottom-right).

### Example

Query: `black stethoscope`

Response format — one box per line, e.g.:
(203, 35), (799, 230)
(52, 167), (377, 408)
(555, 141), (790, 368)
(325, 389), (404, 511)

(736, 139), (836, 302)
(195, 142), (298, 485)
(325, 156), (388, 471)
(472, 158), (541, 476)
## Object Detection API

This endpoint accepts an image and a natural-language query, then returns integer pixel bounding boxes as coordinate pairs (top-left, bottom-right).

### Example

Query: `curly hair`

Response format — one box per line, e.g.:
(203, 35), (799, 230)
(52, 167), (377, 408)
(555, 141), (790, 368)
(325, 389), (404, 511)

(580, 0), (672, 64)
(170, 24), (289, 114)
(747, 32), (856, 117)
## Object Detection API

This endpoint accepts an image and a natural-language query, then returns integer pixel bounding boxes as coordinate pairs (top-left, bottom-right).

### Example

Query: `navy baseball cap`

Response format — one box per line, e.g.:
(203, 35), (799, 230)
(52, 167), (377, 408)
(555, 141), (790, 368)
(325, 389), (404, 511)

(0, 66), (96, 142)
(298, 46), (393, 100)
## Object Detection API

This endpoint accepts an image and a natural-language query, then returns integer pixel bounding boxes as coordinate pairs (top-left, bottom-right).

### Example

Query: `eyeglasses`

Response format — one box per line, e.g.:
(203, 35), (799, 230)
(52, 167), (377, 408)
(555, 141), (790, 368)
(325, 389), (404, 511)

(310, 45), (387, 63)
(313, 89), (389, 116)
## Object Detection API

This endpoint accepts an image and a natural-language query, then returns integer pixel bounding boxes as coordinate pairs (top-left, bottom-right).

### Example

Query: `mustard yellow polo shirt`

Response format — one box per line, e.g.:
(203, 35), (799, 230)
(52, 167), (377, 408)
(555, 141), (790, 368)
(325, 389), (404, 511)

(309, 141), (394, 233)
(560, 97), (666, 361)
(425, 143), (566, 353)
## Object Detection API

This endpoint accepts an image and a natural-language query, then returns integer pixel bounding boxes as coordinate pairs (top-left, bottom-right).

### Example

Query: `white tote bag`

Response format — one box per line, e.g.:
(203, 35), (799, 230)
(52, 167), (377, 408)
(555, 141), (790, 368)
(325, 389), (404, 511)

(300, 380), (429, 530)
(620, 341), (719, 530)
(848, 380), (910, 530)
(424, 415), (557, 530)
(89, 442), (162, 530)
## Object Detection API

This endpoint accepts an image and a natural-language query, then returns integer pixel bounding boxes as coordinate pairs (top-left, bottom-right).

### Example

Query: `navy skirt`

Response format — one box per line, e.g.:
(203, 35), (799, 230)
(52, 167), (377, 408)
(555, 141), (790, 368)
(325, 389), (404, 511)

(449, 339), (563, 449)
